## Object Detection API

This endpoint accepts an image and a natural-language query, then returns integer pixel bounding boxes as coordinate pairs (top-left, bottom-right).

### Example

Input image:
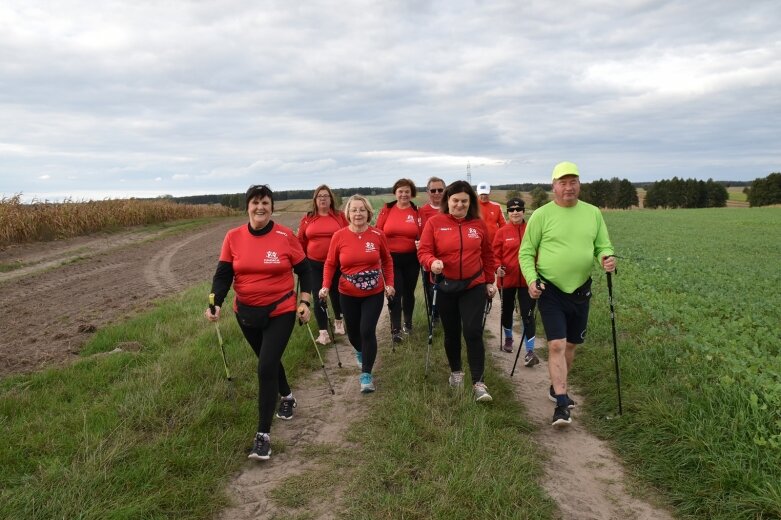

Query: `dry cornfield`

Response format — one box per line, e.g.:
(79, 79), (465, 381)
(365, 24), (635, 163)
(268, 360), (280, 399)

(0, 194), (236, 246)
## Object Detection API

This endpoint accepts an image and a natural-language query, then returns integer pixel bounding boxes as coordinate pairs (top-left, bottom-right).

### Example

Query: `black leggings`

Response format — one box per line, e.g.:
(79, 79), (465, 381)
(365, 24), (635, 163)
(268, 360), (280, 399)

(309, 260), (343, 329)
(499, 286), (537, 340)
(237, 312), (295, 433)
(436, 283), (487, 384)
(389, 252), (420, 330)
(339, 292), (383, 374)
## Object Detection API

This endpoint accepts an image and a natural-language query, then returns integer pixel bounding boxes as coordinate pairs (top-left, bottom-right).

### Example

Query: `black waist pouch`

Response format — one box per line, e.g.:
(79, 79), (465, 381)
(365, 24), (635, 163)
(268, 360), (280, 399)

(236, 290), (294, 328)
(438, 270), (481, 294)
(540, 276), (592, 304)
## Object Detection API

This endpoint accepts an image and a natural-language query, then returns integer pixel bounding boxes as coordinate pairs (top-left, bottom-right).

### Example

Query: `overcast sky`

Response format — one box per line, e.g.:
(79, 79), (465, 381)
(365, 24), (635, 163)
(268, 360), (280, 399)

(1, 1), (779, 201)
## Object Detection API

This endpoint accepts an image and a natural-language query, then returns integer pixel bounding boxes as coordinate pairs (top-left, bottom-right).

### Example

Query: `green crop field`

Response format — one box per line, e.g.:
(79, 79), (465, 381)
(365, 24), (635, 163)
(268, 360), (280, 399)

(578, 207), (781, 518)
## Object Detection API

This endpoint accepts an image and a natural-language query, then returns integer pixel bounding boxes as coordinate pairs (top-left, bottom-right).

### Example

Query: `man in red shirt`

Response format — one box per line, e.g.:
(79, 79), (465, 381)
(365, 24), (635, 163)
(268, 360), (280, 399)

(476, 182), (506, 246)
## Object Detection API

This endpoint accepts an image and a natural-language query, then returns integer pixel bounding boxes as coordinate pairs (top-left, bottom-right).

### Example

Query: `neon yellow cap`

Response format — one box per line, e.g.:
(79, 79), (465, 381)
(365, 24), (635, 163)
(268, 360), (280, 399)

(551, 161), (579, 180)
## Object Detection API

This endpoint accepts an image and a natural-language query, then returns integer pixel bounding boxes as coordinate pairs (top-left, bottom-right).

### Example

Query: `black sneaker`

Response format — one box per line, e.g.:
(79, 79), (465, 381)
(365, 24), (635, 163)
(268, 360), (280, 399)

(248, 433), (271, 461)
(403, 322), (413, 334)
(392, 330), (403, 343)
(552, 406), (571, 428)
(548, 385), (576, 409)
(276, 397), (297, 420)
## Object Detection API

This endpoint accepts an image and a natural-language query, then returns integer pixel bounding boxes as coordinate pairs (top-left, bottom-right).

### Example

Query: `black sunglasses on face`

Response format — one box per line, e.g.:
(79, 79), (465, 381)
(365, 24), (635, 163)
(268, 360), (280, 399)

(428, 188), (444, 193)
(507, 208), (524, 212)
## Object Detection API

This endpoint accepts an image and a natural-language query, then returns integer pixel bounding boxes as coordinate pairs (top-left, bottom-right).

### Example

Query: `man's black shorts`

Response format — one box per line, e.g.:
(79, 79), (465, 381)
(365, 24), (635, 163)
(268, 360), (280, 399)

(538, 282), (591, 344)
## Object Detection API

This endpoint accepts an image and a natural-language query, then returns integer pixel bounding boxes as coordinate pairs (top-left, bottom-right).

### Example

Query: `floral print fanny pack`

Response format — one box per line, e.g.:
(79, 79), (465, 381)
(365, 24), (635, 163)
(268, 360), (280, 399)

(343, 270), (380, 291)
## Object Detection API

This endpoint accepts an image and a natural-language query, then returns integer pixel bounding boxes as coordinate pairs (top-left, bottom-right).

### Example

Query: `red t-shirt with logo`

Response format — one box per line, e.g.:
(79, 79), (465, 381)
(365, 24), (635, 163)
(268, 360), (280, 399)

(478, 199), (506, 245)
(219, 223), (304, 316)
(492, 221), (528, 288)
(417, 213), (496, 290)
(418, 203), (441, 234)
(376, 203), (421, 254)
(322, 226), (394, 297)
(297, 210), (349, 262)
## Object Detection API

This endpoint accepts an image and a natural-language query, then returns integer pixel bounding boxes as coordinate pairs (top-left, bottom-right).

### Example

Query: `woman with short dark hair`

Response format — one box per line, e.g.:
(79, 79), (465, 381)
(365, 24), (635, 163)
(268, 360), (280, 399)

(417, 180), (497, 402)
(205, 184), (313, 461)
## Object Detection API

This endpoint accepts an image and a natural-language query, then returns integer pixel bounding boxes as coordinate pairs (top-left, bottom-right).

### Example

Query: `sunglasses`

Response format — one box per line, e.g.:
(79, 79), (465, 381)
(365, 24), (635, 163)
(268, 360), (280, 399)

(507, 208), (524, 213)
(428, 188), (444, 193)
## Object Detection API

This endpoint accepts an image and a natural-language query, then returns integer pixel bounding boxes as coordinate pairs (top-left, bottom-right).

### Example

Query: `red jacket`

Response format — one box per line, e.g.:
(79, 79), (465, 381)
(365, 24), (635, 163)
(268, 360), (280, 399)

(418, 203), (441, 232)
(323, 226), (394, 297)
(297, 210), (349, 262)
(417, 213), (496, 290)
(478, 199), (506, 246)
(492, 221), (529, 288)
(219, 223), (304, 316)
(376, 202), (421, 254)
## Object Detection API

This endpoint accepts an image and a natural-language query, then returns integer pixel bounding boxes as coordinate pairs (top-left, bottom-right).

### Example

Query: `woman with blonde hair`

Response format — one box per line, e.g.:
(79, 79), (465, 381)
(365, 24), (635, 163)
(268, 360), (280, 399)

(320, 195), (395, 393)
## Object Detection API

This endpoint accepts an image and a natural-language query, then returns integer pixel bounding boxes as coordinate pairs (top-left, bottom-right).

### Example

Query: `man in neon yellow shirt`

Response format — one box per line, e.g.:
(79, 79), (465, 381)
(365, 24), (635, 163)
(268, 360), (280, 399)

(519, 161), (616, 428)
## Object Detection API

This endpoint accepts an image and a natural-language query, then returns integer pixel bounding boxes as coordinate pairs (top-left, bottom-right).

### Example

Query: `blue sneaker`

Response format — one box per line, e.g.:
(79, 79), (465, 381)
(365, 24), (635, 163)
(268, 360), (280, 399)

(360, 372), (375, 393)
(354, 349), (363, 369)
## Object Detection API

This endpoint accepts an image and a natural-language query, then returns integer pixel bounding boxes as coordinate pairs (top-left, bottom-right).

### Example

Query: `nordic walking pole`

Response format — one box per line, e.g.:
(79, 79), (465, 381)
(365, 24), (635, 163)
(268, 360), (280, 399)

(512, 280), (540, 376)
(607, 270), (623, 415)
(481, 297), (492, 330)
(420, 267), (432, 333)
(303, 319), (335, 395)
(425, 274), (441, 377)
(497, 267), (504, 350)
(320, 298), (342, 368)
(208, 293), (232, 381)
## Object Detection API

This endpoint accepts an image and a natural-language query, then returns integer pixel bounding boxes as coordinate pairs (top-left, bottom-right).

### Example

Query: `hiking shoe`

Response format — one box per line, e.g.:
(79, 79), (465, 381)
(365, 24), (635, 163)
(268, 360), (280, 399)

(316, 330), (331, 345)
(448, 371), (464, 388)
(248, 433), (271, 461)
(548, 386), (576, 409)
(473, 382), (493, 402)
(333, 319), (345, 335)
(502, 337), (513, 353)
(392, 330), (403, 343)
(275, 397), (296, 420)
(403, 322), (413, 335)
(360, 372), (375, 393)
(524, 350), (540, 367)
(552, 406), (572, 428)
(354, 349), (363, 369)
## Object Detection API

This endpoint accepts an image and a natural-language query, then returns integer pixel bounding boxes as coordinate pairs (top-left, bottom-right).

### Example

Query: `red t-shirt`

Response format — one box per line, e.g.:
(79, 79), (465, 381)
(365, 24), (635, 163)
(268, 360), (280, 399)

(219, 223), (305, 316)
(322, 226), (394, 297)
(478, 199), (506, 245)
(417, 213), (495, 290)
(297, 210), (349, 262)
(376, 203), (421, 254)
(492, 221), (528, 288)
(418, 203), (441, 233)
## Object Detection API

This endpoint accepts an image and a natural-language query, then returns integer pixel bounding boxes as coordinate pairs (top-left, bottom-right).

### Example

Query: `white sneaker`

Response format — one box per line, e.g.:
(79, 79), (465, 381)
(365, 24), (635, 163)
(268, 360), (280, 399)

(333, 319), (345, 335)
(315, 330), (331, 345)
(473, 382), (493, 402)
(448, 371), (464, 388)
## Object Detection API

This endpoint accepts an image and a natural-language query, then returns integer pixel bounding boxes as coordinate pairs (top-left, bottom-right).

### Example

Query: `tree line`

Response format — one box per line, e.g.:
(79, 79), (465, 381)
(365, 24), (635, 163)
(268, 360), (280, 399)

(644, 178), (728, 209)
(744, 173), (781, 207)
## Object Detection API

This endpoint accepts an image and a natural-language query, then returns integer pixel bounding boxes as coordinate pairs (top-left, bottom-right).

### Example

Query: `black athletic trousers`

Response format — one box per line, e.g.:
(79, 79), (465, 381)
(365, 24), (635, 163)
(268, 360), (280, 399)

(436, 283), (487, 384)
(237, 312), (295, 433)
(339, 291), (383, 374)
(309, 259), (343, 330)
(499, 286), (537, 340)
(389, 252), (419, 331)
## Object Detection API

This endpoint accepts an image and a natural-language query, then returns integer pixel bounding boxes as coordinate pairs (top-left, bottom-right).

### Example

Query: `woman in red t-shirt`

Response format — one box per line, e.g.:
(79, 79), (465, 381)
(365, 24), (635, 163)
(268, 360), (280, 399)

(320, 195), (395, 394)
(298, 185), (349, 345)
(417, 180), (497, 402)
(376, 178), (422, 343)
(205, 185), (313, 462)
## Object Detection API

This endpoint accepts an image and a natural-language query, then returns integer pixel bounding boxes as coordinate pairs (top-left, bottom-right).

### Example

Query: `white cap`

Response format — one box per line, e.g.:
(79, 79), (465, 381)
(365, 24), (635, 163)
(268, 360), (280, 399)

(476, 182), (490, 195)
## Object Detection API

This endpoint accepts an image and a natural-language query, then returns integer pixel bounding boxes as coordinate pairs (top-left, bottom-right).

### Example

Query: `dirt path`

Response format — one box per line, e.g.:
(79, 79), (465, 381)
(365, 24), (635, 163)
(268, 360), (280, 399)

(0, 214), (300, 378)
(483, 300), (674, 520)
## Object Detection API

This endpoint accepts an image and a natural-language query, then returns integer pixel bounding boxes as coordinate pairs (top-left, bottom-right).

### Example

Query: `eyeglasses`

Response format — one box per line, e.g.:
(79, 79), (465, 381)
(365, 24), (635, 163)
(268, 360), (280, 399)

(507, 208), (524, 213)
(428, 188), (444, 193)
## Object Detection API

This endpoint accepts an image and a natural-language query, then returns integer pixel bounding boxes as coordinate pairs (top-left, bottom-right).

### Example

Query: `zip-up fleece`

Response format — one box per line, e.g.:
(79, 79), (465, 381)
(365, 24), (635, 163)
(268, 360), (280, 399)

(492, 221), (528, 288)
(417, 213), (496, 289)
